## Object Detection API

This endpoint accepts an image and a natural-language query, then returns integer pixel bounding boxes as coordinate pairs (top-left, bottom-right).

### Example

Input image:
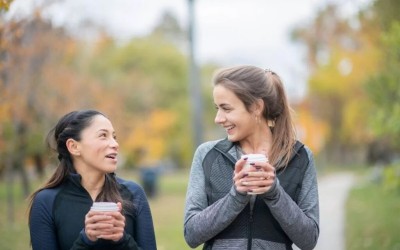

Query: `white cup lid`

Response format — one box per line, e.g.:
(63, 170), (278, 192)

(241, 154), (268, 163)
(91, 202), (118, 211)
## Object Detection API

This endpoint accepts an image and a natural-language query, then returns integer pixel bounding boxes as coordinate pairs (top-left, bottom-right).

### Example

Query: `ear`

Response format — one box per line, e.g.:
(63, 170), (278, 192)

(66, 138), (81, 156)
(252, 99), (265, 116)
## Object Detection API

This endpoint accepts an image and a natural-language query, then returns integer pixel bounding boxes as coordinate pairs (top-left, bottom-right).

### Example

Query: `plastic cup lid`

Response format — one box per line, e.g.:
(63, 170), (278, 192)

(91, 202), (118, 211)
(241, 154), (268, 162)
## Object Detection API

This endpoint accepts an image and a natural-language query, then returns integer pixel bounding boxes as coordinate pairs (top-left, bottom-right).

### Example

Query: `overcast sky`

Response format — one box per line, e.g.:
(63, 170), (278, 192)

(7, 0), (371, 101)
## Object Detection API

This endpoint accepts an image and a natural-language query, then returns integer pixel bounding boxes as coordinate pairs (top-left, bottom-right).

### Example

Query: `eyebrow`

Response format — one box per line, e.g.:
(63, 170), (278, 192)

(217, 103), (231, 108)
(97, 129), (116, 134)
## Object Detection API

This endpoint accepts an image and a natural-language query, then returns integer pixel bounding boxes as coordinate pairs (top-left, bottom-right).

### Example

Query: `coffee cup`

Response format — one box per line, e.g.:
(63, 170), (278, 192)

(241, 154), (268, 168)
(90, 202), (119, 212)
(241, 154), (268, 195)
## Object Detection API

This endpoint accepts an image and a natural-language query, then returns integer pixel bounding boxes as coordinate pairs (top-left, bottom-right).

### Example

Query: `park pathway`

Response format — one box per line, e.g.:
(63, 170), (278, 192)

(314, 172), (355, 250)
(294, 172), (355, 250)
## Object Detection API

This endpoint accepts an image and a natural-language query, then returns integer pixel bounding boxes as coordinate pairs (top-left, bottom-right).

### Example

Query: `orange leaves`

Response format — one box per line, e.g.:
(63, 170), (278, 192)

(123, 110), (177, 165)
(294, 105), (329, 154)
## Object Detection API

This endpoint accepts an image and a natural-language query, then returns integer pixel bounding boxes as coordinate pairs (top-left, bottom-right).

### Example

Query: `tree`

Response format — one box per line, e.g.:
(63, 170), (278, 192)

(291, 4), (381, 164)
(365, 22), (400, 151)
(0, 0), (13, 11)
(87, 33), (193, 169)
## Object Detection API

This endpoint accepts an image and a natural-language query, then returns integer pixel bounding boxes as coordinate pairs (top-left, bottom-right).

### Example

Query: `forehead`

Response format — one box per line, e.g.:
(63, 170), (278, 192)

(84, 115), (114, 132)
(213, 85), (241, 104)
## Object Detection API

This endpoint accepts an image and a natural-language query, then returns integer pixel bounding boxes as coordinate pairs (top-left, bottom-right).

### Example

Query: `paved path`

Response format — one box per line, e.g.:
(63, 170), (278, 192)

(314, 173), (355, 250)
(294, 172), (355, 250)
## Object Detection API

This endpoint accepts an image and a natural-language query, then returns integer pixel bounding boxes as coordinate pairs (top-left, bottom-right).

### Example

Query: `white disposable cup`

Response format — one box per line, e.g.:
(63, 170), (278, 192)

(241, 154), (268, 195)
(90, 202), (119, 212)
(241, 154), (268, 167)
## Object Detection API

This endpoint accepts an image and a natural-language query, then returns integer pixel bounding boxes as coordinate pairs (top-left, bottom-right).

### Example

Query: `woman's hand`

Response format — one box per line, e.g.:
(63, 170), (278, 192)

(84, 202), (125, 242)
(233, 157), (249, 194)
(234, 158), (276, 195)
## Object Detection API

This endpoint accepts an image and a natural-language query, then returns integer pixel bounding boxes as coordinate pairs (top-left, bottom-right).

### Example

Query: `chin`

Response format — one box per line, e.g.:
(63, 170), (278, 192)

(105, 166), (117, 173)
(227, 134), (238, 142)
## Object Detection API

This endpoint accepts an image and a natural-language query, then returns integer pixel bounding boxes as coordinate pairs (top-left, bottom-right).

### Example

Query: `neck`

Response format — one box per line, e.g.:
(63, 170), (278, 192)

(240, 124), (272, 155)
(79, 170), (106, 201)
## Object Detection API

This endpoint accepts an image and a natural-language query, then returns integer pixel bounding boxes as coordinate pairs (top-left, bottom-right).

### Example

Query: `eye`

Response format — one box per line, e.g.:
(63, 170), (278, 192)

(100, 133), (107, 138)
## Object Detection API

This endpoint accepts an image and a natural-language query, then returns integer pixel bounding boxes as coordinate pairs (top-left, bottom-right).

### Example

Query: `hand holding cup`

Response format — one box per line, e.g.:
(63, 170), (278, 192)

(234, 154), (275, 195)
(85, 202), (125, 242)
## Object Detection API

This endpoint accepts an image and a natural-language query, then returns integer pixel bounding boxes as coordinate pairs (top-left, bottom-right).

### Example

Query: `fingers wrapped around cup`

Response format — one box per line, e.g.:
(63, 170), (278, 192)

(239, 163), (275, 195)
(85, 207), (126, 242)
(234, 154), (276, 195)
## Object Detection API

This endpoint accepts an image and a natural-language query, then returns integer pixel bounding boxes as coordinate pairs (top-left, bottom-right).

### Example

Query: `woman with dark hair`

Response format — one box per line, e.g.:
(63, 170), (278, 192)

(184, 66), (319, 249)
(28, 110), (156, 250)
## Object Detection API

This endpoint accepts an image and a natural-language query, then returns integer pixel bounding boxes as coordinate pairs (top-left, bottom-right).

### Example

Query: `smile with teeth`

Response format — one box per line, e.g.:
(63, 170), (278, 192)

(225, 125), (235, 132)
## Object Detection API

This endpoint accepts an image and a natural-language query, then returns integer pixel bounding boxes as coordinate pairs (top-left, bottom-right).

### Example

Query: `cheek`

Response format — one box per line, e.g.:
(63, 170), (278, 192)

(86, 143), (105, 156)
(238, 115), (255, 130)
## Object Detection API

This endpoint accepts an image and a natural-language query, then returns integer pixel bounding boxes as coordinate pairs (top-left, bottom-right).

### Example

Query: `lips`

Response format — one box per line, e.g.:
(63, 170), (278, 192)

(224, 125), (235, 133)
(105, 153), (117, 159)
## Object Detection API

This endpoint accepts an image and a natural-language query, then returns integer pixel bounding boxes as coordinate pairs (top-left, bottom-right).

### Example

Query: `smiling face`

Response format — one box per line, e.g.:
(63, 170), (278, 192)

(70, 114), (119, 174)
(213, 85), (258, 142)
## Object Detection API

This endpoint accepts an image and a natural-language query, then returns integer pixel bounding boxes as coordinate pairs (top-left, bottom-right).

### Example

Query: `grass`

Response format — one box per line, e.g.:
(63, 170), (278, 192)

(345, 169), (400, 250)
(0, 178), (31, 250)
(139, 170), (199, 250)
(0, 170), (199, 250)
(2, 167), (400, 250)
(4, 166), (400, 250)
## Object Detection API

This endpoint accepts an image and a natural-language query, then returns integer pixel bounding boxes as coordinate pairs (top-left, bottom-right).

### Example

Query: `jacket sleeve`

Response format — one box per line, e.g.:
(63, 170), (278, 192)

(69, 230), (139, 250)
(132, 186), (157, 250)
(183, 142), (250, 248)
(30, 189), (60, 250)
(261, 146), (320, 250)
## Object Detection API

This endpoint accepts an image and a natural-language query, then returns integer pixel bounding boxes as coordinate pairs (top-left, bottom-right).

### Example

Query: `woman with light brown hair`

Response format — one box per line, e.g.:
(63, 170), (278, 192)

(184, 66), (319, 250)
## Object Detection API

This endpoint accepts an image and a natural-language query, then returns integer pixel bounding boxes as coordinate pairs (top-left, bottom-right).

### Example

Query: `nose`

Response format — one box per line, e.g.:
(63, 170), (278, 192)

(214, 110), (226, 124)
(111, 138), (119, 149)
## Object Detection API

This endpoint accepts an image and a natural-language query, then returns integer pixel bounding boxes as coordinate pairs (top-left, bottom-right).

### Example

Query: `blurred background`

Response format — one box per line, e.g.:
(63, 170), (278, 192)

(0, 0), (399, 249)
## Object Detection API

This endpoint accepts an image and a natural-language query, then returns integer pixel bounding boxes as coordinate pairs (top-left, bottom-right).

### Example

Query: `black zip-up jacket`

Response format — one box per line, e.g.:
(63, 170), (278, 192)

(30, 173), (156, 250)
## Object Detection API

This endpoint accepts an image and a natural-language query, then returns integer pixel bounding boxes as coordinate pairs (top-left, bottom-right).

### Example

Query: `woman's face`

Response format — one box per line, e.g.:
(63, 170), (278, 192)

(213, 85), (257, 142)
(74, 115), (119, 174)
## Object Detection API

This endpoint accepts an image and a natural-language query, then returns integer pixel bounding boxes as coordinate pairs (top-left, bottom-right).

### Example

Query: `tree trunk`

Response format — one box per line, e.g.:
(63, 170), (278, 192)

(33, 153), (45, 179)
(5, 156), (15, 225)
(14, 122), (31, 198)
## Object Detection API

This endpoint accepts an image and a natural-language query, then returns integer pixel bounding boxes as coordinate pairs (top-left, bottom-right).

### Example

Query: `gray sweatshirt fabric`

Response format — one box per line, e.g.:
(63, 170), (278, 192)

(184, 139), (319, 250)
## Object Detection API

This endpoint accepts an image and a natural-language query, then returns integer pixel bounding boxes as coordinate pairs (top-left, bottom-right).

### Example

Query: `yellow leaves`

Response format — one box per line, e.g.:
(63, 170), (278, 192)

(342, 98), (373, 143)
(294, 106), (330, 154)
(310, 44), (382, 98)
(0, 0), (13, 11)
(148, 110), (176, 132)
(123, 110), (177, 165)
(308, 33), (383, 145)
(0, 103), (11, 122)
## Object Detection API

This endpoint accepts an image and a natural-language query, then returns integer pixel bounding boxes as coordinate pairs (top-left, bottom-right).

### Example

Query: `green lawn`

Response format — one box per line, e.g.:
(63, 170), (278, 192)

(144, 171), (199, 250)
(2, 167), (400, 250)
(0, 178), (31, 250)
(345, 168), (400, 250)
(0, 170), (198, 250)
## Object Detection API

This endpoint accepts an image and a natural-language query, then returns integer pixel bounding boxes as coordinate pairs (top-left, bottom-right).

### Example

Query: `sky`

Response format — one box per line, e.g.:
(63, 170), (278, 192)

(7, 0), (371, 101)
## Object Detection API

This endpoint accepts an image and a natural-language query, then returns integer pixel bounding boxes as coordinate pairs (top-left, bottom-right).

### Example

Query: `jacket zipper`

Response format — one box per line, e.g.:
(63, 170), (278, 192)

(248, 205), (253, 250)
